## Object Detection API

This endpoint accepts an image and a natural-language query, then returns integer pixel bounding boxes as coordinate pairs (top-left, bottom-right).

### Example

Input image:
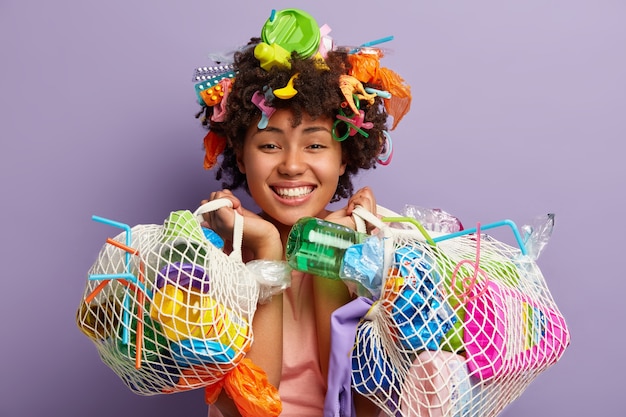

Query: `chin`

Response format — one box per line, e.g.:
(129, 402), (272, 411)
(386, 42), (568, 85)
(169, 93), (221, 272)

(270, 207), (320, 228)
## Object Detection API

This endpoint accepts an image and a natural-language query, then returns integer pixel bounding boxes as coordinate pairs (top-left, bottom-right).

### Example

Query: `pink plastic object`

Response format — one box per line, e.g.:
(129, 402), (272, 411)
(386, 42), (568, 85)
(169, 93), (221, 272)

(400, 351), (476, 417)
(464, 281), (569, 379)
(251, 91), (276, 129)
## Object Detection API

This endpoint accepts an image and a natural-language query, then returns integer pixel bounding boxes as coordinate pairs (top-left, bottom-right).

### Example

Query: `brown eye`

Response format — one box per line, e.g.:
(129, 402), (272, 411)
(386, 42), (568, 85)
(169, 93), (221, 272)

(260, 144), (279, 150)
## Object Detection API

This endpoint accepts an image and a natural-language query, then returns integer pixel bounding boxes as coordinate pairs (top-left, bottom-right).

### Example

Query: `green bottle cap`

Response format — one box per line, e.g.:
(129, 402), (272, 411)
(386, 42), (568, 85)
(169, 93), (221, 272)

(261, 8), (320, 59)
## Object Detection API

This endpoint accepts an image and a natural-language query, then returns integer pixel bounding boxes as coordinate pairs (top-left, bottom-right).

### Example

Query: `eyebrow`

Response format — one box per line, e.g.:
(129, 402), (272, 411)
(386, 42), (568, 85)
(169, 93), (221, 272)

(302, 126), (332, 134)
(254, 125), (332, 135)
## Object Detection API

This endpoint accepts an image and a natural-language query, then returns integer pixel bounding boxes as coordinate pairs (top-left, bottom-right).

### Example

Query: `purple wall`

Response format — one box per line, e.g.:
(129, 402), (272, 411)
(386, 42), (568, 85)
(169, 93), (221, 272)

(1, 1), (623, 416)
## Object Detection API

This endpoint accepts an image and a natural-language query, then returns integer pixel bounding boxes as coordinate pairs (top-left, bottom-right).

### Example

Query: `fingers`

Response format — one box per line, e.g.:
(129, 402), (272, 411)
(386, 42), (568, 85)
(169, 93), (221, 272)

(347, 186), (377, 215)
(323, 187), (378, 232)
(199, 190), (243, 238)
(201, 190), (241, 217)
(204, 190), (240, 208)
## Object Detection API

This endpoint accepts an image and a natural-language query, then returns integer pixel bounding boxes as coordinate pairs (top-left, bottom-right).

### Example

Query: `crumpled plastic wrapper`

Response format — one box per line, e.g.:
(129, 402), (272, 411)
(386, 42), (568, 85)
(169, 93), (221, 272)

(402, 205), (463, 233)
(341, 232), (385, 299)
(246, 260), (292, 304)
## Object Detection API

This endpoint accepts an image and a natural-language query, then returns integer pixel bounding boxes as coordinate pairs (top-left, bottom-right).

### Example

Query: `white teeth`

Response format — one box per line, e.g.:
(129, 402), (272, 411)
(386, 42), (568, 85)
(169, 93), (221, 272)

(275, 186), (313, 198)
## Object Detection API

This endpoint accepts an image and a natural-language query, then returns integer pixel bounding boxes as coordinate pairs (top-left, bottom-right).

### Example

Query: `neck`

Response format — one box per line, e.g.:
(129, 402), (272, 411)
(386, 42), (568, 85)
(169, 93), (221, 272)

(261, 209), (334, 256)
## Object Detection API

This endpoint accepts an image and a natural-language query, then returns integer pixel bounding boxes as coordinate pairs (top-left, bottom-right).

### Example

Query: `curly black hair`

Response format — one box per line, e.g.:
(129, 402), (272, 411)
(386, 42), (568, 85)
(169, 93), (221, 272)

(197, 38), (390, 203)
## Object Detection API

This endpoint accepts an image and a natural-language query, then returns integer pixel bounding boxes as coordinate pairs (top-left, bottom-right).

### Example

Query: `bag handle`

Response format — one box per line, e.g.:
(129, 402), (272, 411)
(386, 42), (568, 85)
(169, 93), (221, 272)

(352, 204), (426, 234)
(192, 198), (244, 262)
(352, 205), (386, 234)
(354, 205), (529, 254)
(353, 204), (438, 246)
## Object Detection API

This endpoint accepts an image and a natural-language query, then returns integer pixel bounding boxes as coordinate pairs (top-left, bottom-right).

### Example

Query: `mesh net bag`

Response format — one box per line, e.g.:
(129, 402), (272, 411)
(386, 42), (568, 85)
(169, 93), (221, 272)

(347, 206), (570, 417)
(76, 199), (264, 399)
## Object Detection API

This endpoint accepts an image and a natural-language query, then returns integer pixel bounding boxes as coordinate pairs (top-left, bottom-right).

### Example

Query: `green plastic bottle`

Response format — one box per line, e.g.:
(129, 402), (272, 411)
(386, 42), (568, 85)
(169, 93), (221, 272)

(286, 217), (368, 278)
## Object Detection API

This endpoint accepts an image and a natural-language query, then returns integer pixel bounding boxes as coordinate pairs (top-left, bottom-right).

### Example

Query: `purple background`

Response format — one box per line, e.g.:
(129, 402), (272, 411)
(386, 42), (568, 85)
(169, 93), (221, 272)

(1, 0), (624, 416)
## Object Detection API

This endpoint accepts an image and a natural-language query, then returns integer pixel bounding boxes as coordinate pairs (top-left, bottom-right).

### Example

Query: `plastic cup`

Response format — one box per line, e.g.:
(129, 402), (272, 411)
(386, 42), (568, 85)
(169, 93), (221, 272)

(156, 262), (210, 293)
(261, 8), (320, 59)
(170, 338), (236, 367)
(161, 210), (207, 244)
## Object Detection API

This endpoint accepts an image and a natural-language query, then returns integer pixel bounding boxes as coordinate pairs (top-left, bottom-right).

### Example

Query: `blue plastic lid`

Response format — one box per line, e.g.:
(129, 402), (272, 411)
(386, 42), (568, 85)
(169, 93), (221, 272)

(202, 227), (224, 249)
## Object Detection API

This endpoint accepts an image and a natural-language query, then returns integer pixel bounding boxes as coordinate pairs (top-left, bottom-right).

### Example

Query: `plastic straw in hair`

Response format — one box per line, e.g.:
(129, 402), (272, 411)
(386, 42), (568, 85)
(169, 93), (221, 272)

(349, 35), (394, 54)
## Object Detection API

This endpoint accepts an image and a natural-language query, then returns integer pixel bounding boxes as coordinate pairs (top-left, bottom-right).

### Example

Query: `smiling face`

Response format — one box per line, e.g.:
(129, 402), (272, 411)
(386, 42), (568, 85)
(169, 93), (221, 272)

(236, 109), (346, 231)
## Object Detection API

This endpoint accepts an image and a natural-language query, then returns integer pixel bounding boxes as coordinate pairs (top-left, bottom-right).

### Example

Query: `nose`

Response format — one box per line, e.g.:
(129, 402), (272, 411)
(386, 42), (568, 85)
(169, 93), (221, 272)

(278, 148), (306, 176)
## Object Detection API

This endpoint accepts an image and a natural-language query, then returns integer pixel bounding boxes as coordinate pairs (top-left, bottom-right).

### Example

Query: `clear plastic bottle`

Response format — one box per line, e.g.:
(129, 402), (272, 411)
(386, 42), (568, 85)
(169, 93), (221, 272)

(286, 217), (368, 279)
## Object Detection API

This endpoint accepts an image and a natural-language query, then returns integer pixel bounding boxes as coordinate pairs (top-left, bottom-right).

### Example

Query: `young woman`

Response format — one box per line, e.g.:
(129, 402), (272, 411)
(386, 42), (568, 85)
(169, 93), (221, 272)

(194, 9), (410, 416)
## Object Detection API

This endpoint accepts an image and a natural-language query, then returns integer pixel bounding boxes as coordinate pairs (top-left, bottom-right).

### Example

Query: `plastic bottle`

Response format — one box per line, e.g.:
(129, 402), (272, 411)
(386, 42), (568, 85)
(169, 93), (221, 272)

(286, 217), (368, 279)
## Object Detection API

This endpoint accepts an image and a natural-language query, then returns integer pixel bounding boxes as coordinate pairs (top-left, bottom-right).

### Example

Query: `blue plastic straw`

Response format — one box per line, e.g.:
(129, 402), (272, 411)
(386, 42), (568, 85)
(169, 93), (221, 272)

(122, 293), (130, 344)
(432, 219), (528, 256)
(365, 87), (392, 99)
(90, 215), (135, 343)
(89, 273), (142, 287)
(92, 215), (132, 267)
(361, 35), (394, 48)
(350, 35), (394, 54)
(88, 272), (149, 344)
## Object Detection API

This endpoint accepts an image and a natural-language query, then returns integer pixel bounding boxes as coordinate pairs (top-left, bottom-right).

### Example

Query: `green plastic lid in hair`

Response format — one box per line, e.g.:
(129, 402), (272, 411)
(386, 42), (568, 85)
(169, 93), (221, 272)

(261, 8), (320, 59)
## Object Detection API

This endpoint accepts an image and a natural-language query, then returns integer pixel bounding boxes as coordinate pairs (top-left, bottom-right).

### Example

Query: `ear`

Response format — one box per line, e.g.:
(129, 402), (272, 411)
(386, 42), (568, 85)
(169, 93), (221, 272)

(339, 160), (347, 176)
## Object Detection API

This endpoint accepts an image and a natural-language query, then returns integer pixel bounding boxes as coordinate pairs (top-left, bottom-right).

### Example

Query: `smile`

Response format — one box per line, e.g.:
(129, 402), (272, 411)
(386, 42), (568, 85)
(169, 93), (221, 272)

(273, 186), (315, 198)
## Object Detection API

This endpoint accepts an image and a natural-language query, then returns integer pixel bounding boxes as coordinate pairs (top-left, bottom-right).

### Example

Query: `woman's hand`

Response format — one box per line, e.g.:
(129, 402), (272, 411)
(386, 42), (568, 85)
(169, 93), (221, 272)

(200, 190), (282, 260)
(324, 186), (377, 232)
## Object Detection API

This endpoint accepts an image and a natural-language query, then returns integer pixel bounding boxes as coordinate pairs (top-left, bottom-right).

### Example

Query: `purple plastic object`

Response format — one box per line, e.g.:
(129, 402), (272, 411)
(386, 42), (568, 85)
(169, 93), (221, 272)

(324, 297), (373, 417)
(156, 262), (210, 293)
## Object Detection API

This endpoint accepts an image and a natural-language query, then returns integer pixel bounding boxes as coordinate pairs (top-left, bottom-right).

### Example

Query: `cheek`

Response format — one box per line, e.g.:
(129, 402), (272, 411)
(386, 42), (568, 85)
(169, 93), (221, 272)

(318, 159), (346, 185)
(241, 157), (272, 195)
(332, 152), (347, 177)
(339, 160), (347, 176)
(240, 151), (264, 176)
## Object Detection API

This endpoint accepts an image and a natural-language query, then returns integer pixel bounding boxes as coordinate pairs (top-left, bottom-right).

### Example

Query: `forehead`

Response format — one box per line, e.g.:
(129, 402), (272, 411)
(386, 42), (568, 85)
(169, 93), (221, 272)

(247, 108), (333, 136)
(269, 108), (331, 128)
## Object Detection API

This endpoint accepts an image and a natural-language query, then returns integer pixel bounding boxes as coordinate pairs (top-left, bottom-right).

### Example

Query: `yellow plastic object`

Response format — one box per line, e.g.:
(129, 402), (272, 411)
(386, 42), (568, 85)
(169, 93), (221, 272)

(150, 284), (250, 350)
(254, 42), (291, 71)
(274, 73), (299, 99)
(202, 296), (250, 349)
(150, 284), (194, 340)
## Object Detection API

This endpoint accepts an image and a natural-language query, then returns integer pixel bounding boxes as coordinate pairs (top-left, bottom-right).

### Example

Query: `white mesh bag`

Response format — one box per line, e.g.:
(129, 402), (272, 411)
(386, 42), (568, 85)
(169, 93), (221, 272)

(347, 205), (570, 417)
(76, 199), (261, 395)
